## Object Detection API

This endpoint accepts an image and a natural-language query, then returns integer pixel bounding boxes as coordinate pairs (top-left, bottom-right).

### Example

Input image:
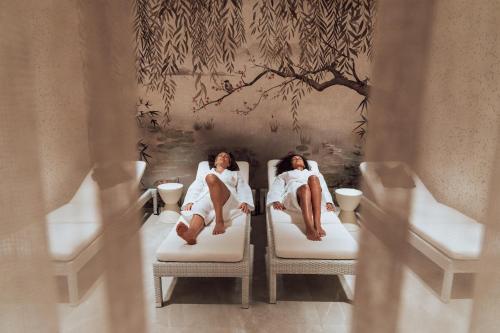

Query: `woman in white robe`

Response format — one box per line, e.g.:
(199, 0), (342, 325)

(176, 151), (254, 245)
(267, 153), (336, 241)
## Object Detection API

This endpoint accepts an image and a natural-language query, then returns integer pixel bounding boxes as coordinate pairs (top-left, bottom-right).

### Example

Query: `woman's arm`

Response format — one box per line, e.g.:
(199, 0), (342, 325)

(266, 175), (286, 206)
(236, 172), (255, 211)
(181, 173), (205, 208)
(318, 172), (334, 204)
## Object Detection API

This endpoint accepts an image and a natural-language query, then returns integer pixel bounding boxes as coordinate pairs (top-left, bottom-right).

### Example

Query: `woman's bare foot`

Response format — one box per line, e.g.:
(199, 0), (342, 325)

(176, 222), (196, 245)
(213, 221), (226, 235)
(306, 227), (321, 241)
(316, 225), (327, 237)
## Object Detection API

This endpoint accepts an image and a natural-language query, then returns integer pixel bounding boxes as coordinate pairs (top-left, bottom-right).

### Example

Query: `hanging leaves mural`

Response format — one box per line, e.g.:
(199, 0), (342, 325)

(134, 0), (246, 126)
(134, 0), (375, 136)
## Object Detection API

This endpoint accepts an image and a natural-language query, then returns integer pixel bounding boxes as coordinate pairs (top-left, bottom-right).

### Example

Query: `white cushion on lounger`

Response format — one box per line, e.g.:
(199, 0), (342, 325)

(156, 213), (247, 262)
(267, 159), (357, 260)
(70, 161), (146, 205)
(46, 161), (146, 263)
(47, 222), (102, 261)
(269, 207), (340, 225)
(69, 173), (99, 205)
(46, 203), (102, 224)
(359, 161), (438, 213)
(360, 161), (484, 260)
(267, 159), (337, 224)
(271, 220), (358, 259)
(409, 202), (483, 260)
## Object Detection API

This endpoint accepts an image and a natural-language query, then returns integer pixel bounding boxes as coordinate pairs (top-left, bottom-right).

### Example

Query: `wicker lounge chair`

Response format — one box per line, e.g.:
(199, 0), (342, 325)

(46, 161), (147, 305)
(360, 161), (483, 302)
(265, 159), (358, 303)
(153, 161), (254, 308)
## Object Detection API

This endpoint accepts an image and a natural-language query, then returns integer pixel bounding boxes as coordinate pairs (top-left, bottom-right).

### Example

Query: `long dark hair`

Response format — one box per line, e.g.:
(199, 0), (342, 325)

(275, 152), (311, 176)
(208, 151), (239, 171)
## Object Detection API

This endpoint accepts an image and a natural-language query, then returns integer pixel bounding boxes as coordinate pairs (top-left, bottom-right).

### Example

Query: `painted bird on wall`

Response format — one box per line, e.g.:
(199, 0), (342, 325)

(223, 80), (233, 93)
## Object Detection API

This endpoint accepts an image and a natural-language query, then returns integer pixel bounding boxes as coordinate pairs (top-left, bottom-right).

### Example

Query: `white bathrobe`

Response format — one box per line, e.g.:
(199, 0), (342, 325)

(266, 168), (333, 211)
(182, 168), (254, 224)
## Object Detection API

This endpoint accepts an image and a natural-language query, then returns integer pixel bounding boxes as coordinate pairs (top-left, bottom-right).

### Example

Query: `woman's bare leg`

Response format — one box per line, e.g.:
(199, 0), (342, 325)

(176, 214), (205, 245)
(205, 174), (230, 225)
(308, 175), (326, 236)
(297, 184), (321, 241)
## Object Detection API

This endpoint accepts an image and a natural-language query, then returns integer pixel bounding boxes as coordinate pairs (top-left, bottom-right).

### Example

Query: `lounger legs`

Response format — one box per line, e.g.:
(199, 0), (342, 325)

(241, 245), (254, 309)
(265, 249), (277, 304)
(269, 271), (277, 304)
(441, 270), (454, 303)
(153, 189), (158, 215)
(250, 245), (254, 281)
(67, 272), (79, 306)
(241, 276), (250, 309)
(154, 276), (163, 308)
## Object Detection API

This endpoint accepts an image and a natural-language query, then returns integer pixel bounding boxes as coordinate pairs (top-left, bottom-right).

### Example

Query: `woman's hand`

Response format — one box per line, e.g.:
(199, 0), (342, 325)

(326, 203), (336, 212)
(272, 201), (286, 210)
(239, 202), (250, 214)
(182, 203), (193, 211)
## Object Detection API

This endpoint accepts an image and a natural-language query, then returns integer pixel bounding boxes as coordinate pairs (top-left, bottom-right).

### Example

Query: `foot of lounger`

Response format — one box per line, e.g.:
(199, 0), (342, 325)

(163, 277), (178, 306)
(241, 244), (253, 309)
(249, 245), (254, 306)
(338, 275), (355, 301)
(269, 271), (277, 304)
(264, 247), (268, 277)
(440, 270), (453, 303)
(154, 276), (163, 308)
(241, 276), (250, 309)
(152, 189), (158, 215)
(266, 250), (277, 304)
(68, 272), (79, 306)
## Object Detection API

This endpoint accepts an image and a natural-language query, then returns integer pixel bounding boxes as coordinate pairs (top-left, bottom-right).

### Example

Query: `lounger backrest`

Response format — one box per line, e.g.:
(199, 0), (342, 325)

(70, 161), (146, 204)
(267, 159), (319, 188)
(196, 161), (250, 183)
(359, 161), (436, 204)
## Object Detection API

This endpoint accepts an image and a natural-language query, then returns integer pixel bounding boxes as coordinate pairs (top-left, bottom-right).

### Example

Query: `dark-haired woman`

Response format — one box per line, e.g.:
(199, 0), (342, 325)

(267, 154), (336, 241)
(176, 151), (254, 245)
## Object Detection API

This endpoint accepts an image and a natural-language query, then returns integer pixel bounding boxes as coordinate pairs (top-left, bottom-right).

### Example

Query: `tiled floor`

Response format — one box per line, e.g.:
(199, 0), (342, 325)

(57, 213), (473, 333)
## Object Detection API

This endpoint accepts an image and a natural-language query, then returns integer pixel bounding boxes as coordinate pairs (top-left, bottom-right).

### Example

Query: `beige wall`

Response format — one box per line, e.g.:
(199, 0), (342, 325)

(31, 0), (499, 219)
(138, 1), (369, 189)
(139, 72), (366, 189)
(416, 0), (499, 222)
(34, 0), (91, 211)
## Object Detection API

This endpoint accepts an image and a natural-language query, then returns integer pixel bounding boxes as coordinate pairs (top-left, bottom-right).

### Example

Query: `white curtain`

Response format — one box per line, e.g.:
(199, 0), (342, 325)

(352, 0), (500, 332)
(1, 1), (145, 332)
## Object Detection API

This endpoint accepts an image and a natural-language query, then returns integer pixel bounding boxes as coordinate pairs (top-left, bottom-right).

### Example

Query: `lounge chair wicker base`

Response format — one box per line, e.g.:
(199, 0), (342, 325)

(265, 207), (356, 303)
(153, 221), (253, 308)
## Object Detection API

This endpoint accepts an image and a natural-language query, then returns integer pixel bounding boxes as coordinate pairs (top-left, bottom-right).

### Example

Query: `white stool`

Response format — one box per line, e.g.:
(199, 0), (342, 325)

(335, 188), (363, 211)
(157, 183), (184, 213)
(335, 188), (362, 232)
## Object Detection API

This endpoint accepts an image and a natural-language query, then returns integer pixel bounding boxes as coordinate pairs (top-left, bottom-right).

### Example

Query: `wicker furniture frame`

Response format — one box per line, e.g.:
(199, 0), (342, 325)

(53, 188), (156, 306)
(265, 206), (356, 303)
(360, 197), (480, 303)
(138, 188), (158, 215)
(53, 235), (103, 305)
(409, 231), (480, 302)
(153, 214), (253, 308)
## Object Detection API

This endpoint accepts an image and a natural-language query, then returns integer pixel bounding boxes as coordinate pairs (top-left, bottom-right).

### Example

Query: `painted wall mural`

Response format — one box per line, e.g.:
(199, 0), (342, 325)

(134, 0), (374, 190)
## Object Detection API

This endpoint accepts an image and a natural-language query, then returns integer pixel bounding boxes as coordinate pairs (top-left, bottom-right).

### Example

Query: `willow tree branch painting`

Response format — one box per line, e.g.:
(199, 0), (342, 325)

(134, 0), (375, 137)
